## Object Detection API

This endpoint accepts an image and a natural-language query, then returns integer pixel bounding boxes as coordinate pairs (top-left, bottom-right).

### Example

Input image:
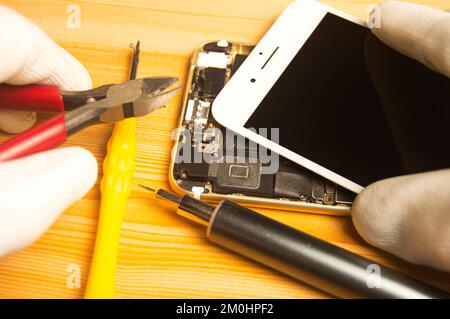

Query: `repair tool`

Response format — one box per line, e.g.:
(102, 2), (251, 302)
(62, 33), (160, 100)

(0, 75), (179, 162)
(85, 41), (140, 298)
(140, 185), (450, 299)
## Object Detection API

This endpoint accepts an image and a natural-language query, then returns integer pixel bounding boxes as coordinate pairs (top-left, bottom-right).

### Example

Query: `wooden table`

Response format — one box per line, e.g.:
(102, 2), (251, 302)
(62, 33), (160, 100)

(0, 0), (449, 298)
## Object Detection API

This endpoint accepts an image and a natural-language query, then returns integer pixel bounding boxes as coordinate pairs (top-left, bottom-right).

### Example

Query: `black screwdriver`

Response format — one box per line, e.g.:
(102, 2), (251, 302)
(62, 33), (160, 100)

(140, 185), (449, 299)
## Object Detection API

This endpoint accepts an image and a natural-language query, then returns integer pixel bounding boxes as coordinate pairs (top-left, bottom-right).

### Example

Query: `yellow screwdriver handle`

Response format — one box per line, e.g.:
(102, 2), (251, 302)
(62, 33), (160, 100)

(84, 118), (136, 298)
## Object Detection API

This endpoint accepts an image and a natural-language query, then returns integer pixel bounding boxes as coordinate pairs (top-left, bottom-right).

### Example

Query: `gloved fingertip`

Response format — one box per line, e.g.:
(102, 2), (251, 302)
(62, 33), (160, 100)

(68, 146), (99, 192)
(50, 147), (98, 198)
(0, 6), (92, 91)
(351, 175), (415, 253)
(352, 171), (450, 273)
(351, 181), (386, 246)
(369, 0), (450, 78)
(34, 45), (93, 91)
(55, 47), (93, 91)
(0, 147), (98, 257)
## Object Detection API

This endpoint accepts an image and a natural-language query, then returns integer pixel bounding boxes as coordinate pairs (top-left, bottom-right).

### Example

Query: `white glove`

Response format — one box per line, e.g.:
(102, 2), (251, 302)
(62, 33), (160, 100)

(0, 148), (97, 256)
(370, 0), (450, 78)
(0, 6), (92, 133)
(0, 6), (98, 257)
(352, 1), (450, 272)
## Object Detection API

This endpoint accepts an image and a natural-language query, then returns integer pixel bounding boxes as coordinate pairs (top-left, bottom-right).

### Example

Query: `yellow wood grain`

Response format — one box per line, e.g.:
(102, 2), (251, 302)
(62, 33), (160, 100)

(0, 0), (449, 298)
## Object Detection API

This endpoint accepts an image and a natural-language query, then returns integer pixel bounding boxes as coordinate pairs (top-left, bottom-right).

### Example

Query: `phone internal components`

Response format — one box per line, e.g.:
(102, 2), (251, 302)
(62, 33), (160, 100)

(173, 41), (354, 207)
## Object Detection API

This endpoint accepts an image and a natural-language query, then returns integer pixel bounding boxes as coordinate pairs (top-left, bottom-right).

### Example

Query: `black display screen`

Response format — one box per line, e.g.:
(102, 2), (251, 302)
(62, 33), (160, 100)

(245, 13), (450, 188)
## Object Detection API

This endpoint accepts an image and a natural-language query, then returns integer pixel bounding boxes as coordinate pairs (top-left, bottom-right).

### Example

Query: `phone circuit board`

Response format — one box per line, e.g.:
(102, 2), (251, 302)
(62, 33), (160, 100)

(172, 41), (355, 206)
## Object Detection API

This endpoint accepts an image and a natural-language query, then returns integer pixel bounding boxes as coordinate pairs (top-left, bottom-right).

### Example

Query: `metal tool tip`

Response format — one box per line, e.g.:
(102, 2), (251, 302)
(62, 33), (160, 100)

(130, 40), (140, 49)
(156, 189), (182, 204)
(139, 184), (155, 192)
(139, 185), (182, 204)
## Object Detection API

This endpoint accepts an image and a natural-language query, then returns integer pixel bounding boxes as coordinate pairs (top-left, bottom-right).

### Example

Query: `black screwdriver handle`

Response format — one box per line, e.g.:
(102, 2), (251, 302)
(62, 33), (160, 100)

(207, 200), (449, 298)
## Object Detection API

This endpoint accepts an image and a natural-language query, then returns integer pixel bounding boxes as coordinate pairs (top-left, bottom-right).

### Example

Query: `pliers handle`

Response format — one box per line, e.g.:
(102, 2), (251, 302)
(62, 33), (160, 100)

(0, 85), (67, 161)
(0, 84), (64, 112)
(0, 83), (111, 161)
(0, 83), (112, 112)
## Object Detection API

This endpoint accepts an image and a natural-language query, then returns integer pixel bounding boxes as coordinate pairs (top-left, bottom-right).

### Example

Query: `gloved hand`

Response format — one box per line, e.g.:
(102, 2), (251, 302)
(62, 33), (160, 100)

(0, 6), (98, 257)
(352, 1), (450, 272)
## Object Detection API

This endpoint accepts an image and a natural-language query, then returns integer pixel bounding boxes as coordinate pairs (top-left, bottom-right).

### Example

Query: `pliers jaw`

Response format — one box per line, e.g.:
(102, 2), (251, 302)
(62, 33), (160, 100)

(65, 76), (180, 134)
(62, 76), (179, 115)
(100, 77), (180, 122)
(133, 76), (180, 117)
(132, 85), (180, 118)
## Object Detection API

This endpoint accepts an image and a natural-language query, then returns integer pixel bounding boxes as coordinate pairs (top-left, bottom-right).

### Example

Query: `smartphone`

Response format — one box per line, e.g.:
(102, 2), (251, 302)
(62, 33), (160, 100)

(169, 40), (355, 216)
(212, 0), (450, 193)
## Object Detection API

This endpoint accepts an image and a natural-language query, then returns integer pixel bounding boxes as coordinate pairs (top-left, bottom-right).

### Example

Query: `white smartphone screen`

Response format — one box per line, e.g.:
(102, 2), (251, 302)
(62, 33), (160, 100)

(244, 13), (450, 187)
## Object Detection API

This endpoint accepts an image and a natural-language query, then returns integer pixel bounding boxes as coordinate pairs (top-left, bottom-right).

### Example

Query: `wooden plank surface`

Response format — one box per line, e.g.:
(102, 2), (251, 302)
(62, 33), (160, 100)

(0, 0), (449, 298)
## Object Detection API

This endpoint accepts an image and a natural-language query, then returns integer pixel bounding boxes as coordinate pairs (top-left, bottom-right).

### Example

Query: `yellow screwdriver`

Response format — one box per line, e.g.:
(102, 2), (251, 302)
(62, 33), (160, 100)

(84, 42), (140, 298)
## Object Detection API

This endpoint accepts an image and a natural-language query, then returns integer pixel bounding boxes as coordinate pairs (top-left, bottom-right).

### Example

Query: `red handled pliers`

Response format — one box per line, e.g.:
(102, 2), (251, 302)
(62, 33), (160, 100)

(0, 77), (179, 162)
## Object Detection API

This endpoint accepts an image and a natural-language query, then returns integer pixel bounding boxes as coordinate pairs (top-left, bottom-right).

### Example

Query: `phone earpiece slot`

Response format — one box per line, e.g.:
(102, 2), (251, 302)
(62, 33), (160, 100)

(261, 46), (279, 70)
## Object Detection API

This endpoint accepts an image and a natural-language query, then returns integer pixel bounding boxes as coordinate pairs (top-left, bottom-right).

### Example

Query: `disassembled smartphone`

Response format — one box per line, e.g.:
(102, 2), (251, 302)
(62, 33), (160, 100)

(169, 40), (355, 215)
(212, 0), (450, 194)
